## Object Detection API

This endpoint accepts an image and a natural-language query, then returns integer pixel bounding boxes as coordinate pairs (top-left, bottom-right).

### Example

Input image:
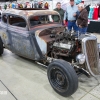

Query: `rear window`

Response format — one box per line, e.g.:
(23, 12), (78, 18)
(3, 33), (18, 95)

(29, 15), (60, 27)
(9, 15), (26, 28)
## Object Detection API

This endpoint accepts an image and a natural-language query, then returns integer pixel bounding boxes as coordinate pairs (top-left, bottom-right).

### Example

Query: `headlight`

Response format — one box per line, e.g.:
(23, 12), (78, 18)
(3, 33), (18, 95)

(76, 54), (85, 65)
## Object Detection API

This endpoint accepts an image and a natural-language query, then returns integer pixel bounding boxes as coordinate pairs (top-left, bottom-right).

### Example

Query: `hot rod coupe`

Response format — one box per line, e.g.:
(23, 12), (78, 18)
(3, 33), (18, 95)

(0, 8), (100, 97)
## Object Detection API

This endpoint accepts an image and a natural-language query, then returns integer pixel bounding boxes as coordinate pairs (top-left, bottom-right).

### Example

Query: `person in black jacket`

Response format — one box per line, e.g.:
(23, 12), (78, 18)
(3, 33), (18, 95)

(85, 5), (90, 14)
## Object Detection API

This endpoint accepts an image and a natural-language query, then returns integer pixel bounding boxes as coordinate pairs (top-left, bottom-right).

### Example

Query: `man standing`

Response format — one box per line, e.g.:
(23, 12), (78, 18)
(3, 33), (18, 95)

(53, 2), (65, 23)
(77, 3), (88, 34)
(64, 0), (78, 32)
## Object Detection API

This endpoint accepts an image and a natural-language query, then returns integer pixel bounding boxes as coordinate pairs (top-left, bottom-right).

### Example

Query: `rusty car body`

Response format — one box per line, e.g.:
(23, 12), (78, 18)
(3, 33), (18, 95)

(0, 8), (100, 97)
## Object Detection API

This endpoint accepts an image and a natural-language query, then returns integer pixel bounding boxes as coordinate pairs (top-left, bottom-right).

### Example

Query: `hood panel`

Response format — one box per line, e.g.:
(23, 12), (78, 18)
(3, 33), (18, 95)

(34, 24), (65, 43)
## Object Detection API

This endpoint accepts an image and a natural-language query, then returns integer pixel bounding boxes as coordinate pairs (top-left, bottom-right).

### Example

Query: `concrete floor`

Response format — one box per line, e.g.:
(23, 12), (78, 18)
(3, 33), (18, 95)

(0, 33), (100, 100)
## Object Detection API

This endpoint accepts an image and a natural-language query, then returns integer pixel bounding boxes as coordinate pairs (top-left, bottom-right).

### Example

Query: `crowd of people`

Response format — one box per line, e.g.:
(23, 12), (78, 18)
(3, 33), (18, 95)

(53, 0), (88, 35)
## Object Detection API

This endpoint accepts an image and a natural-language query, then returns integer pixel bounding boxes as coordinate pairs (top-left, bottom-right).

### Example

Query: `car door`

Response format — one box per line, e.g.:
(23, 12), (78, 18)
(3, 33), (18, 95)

(7, 14), (35, 59)
(0, 14), (11, 50)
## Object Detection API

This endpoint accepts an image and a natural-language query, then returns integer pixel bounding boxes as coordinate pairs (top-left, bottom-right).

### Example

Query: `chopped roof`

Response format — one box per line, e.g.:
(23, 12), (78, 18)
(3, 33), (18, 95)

(2, 8), (60, 19)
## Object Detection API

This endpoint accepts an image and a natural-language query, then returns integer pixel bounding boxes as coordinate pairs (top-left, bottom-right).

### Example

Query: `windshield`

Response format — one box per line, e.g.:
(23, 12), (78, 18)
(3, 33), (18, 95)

(29, 14), (61, 27)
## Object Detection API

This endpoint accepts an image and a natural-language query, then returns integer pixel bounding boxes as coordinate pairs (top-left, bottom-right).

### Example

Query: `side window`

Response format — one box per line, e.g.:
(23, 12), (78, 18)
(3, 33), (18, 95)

(2, 15), (7, 24)
(30, 16), (40, 26)
(9, 15), (26, 28)
(30, 15), (50, 26)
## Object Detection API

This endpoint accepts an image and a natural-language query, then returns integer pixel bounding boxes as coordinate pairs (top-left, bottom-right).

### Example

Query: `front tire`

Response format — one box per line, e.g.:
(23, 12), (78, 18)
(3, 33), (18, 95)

(47, 60), (78, 97)
(0, 37), (3, 55)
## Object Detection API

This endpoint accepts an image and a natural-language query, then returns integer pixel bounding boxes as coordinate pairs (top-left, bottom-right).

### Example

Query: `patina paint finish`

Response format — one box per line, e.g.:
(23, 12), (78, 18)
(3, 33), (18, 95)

(0, 9), (62, 61)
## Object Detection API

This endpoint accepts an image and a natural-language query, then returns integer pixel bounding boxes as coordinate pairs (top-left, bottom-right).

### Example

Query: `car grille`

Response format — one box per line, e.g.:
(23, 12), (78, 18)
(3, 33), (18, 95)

(86, 40), (99, 74)
(82, 37), (100, 76)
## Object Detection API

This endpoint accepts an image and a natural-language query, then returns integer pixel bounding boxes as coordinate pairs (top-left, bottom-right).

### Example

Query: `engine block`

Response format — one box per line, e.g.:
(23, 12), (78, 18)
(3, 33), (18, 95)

(53, 42), (72, 50)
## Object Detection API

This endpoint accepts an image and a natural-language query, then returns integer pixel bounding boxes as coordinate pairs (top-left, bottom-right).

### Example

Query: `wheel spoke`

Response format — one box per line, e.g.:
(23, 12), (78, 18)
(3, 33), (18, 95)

(50, 67), (68, 90)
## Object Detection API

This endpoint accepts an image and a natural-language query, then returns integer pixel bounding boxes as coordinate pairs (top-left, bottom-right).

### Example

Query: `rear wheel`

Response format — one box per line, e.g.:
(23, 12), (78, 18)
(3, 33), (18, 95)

(47, 59), (78, 97)
(0, 37), (3, 55)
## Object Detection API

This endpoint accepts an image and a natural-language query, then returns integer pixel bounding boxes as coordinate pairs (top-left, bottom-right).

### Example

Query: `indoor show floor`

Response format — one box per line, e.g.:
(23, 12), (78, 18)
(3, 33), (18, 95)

(0, 33), (100, 100)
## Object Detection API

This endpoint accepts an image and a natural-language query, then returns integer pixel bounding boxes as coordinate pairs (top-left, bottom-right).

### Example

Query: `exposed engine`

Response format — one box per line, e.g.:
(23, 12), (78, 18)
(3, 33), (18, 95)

(48, 29), (82, 59)
(38, 27), (82, 61)
(53, 42), (72, 50)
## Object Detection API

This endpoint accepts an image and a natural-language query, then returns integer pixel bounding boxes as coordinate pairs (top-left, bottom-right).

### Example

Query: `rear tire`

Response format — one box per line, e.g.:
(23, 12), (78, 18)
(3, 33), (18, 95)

(47, 59), (78, 97)
(0, 37), (3, 55)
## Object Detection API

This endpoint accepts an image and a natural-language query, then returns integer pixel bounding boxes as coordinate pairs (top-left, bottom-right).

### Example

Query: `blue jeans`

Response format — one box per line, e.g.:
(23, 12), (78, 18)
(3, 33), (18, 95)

(68, 21), (78, 32)
(78, 27), (87, 34)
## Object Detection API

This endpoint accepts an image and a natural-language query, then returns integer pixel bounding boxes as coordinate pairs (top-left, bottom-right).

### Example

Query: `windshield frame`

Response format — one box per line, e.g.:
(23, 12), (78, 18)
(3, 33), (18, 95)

(28, 14), (61, 28)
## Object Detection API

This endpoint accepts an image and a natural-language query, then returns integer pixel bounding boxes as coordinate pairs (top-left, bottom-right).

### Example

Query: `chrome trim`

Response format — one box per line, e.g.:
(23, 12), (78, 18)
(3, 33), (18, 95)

(82, 36), (100, 77)
(35, 61), (47, 68)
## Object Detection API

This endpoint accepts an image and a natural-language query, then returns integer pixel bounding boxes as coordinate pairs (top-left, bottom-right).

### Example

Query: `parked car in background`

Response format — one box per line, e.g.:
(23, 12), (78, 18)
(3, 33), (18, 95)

(0, 8), (100, 97)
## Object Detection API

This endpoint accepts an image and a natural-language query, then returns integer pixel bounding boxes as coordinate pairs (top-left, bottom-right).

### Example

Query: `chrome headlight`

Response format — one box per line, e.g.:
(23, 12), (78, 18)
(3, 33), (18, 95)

(76, 54), (85, 65)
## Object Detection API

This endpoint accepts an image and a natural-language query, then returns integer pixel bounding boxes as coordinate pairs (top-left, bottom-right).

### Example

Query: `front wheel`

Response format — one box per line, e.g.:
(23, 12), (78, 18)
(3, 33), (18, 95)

(47, 60), (78, 97)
